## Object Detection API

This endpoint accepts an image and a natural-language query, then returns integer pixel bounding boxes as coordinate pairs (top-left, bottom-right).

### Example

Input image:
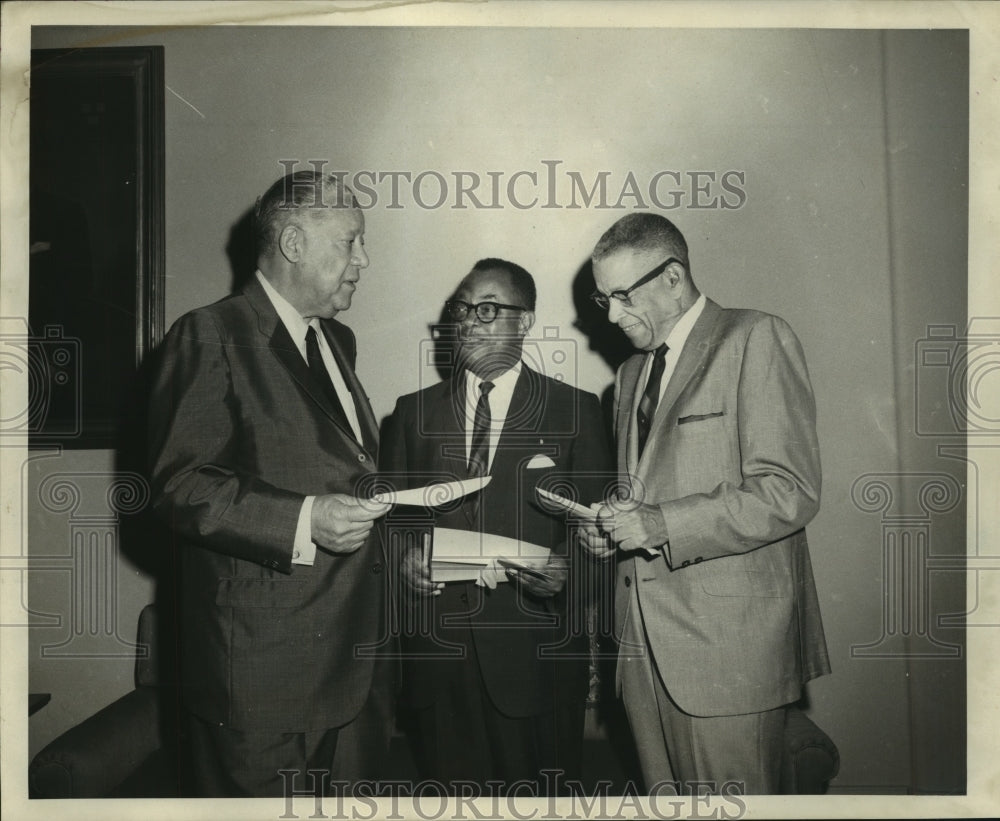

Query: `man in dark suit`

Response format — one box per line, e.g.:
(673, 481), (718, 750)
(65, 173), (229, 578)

(381, 259), (612, 792)
(580, 213), (830, 794)
(148, 170), (393, 797)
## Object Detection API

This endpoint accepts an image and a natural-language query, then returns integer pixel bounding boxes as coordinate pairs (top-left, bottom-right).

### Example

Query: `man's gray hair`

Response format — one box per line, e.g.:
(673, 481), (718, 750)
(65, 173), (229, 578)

(254, 170), (354, 256)
(592, 212), (689, 266)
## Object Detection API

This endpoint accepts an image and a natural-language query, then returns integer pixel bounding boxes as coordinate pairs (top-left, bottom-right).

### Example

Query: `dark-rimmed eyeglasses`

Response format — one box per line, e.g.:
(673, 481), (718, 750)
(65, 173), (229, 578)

(590, 257), (682, 310)
(445, 299), (527, 324)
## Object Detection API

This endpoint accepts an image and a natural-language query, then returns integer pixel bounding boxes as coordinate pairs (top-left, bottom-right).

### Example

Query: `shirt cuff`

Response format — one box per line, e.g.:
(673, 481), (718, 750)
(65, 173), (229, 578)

(291, 496), (317, 566)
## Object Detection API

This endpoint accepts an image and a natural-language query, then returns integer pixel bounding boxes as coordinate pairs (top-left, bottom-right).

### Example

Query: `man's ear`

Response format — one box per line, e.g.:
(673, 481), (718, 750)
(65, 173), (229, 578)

(664, 261), (684, 289)
(277, 223), (302, 263)
(519, 310), (536, 335)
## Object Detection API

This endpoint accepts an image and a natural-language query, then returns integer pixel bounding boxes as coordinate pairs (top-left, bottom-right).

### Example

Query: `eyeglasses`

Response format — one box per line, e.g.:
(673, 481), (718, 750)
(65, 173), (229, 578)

(445, 299), (527, 324)
(590, 257), (682, 310)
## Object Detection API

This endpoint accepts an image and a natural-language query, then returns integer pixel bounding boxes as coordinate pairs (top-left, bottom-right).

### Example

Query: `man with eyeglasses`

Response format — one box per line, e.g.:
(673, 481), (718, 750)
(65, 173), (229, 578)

(381, 258), (612, 792)
(579, 213), (830, 794)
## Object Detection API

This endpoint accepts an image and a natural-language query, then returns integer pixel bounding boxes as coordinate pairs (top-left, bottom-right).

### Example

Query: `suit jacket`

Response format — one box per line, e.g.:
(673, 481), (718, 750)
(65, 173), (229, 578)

(148, 277), (390, 733)
(614, 298), (830, 717)
(381, 365), (612, 717)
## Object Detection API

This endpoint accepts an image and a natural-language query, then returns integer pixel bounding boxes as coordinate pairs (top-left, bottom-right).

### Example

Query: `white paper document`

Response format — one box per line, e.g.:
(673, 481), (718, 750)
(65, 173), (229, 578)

(429, 527), (550, 583)
(535, 487), (598, 521)
(370, 476), (491, 507)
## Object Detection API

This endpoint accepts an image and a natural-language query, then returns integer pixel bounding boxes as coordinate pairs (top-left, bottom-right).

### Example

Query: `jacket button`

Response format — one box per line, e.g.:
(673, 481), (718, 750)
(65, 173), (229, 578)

(694, 557), (703, 563)
(358, 453), (367, 462)
(371, 562), (383, 574)
(681, 560), (690, 568)
(460, 593), (468, 604)
(624, 576), (631, 587)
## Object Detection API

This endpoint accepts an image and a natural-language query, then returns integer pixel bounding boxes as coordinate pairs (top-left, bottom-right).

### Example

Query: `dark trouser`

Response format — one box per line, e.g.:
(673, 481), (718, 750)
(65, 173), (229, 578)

(186, 659), (396, 798)
(409, 634), (585, 795)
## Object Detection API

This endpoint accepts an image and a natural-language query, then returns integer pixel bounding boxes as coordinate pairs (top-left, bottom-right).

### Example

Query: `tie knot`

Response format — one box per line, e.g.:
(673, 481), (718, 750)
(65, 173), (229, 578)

(654, 343), (668, 360)
(479, 380), (495, 397)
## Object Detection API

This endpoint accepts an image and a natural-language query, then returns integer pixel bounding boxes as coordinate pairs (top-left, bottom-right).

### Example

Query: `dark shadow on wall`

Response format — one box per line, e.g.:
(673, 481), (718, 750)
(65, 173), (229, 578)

(570, 258), (635, 434)
(101, 201), (263, 795)
(112, 341), (188, 795)
(226, 207), (258, 295)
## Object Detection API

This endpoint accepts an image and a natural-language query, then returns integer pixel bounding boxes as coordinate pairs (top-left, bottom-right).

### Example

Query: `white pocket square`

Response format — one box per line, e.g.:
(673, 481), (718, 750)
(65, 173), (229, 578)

(526, 454), (556, 469)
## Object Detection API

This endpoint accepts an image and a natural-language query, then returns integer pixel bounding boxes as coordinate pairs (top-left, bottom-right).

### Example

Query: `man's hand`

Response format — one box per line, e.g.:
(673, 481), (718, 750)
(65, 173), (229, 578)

(579, 504), (616, 559)
(596, 499), (669, 557)
(400, 538), (443, 597)
(311, 493), (390, 554)
(506, 554), (568, 598)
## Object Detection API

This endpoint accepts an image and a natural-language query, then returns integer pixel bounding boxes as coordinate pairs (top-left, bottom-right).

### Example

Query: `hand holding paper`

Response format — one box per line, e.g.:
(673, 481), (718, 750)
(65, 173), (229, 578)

(312, 493), (390, 554)
(504, 554), (566, 597)
(400, 533), (443, 597)
(578, 503), (616, 560)
(594, 496), (667, 559)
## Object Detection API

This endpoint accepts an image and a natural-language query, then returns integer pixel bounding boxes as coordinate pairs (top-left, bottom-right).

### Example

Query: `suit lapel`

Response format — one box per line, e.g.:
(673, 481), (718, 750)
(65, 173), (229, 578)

(244, 279), (368, 448)
(618, 355), (644, 478)
(479, 367), (544, 529)
(497, 366), (544, 441)
(636, 299), (723, 475)
(321, 322), (380, 454)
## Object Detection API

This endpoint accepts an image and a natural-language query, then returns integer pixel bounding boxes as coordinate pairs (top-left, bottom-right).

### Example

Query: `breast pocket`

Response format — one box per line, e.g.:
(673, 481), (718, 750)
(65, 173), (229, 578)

(677, 411), (726, 426)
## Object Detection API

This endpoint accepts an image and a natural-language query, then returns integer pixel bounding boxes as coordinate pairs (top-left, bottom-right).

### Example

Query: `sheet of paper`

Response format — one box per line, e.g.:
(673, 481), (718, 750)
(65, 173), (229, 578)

(431, 526), (551, 563)
(370, 475), (491, 506)
(535, 487), (598, 521)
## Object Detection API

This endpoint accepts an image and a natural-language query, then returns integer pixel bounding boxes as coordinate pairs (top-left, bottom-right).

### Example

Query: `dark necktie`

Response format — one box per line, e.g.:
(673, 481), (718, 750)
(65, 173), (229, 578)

(636, 344), (668, 458)
(305, 325), (350, 427)
(468, 380), (495, 477)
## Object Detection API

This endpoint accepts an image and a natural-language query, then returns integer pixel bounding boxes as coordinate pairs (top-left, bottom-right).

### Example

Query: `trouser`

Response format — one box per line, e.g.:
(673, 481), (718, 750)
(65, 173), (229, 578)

(186, 658), (396, 797)
(618, 592), (785, 795)
(409, 633), (585, 794)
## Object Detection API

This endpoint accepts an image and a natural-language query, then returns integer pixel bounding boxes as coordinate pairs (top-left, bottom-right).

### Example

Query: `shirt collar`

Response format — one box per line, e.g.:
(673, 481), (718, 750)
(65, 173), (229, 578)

(662, 293), (706, 354)
(465, 358), (522, 393)
(256, 270), (312, 354)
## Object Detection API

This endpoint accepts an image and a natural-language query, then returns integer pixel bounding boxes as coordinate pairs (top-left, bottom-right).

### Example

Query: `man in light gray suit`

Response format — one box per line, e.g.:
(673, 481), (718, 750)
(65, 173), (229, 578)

(580, 213), (830, 794)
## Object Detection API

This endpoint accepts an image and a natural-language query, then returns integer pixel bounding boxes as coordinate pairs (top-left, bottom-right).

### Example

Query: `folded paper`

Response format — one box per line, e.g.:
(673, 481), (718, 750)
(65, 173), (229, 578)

(371, 476), (491, 507)
(429, 527), (550, 583)
(525, 453), (556, 469)
(535, 487), (598, 521)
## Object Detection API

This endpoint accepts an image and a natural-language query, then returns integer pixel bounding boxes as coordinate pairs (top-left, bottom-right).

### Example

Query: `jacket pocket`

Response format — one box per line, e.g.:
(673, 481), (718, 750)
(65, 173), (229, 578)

(215, 578), (308, 608)
(677, 411), (725, 425)
(700, 571), (784, 598)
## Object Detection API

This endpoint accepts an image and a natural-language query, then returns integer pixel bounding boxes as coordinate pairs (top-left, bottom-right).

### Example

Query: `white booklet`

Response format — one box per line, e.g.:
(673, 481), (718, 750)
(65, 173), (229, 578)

(427, 527), (550, 583)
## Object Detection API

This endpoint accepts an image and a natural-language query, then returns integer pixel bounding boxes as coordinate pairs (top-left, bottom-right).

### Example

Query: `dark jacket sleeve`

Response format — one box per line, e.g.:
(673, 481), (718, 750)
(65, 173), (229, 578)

(148, 310), (302, 571)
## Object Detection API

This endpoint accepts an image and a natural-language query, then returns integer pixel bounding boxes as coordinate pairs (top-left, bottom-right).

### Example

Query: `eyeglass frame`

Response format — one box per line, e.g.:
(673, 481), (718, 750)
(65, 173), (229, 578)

(589, 257), (683, 310)
(444, 298), (528, 324)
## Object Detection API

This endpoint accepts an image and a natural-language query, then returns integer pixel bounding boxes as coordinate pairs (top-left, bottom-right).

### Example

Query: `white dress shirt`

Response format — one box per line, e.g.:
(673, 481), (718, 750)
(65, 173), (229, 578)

(638, 293), (707, 404)
(463, 360), (522, 473)
(256, 270), (362, 567)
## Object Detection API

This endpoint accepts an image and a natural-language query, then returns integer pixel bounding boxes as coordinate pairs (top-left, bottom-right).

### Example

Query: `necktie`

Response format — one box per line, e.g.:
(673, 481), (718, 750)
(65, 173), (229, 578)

(468, 380), (495, 477)
(636, 343), (668, 458)
(305, 325), (349, 427)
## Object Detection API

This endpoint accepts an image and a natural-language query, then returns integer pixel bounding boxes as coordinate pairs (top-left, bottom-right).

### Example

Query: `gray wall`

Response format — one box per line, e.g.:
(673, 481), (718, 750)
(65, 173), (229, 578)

(27, 25), (967, 793)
